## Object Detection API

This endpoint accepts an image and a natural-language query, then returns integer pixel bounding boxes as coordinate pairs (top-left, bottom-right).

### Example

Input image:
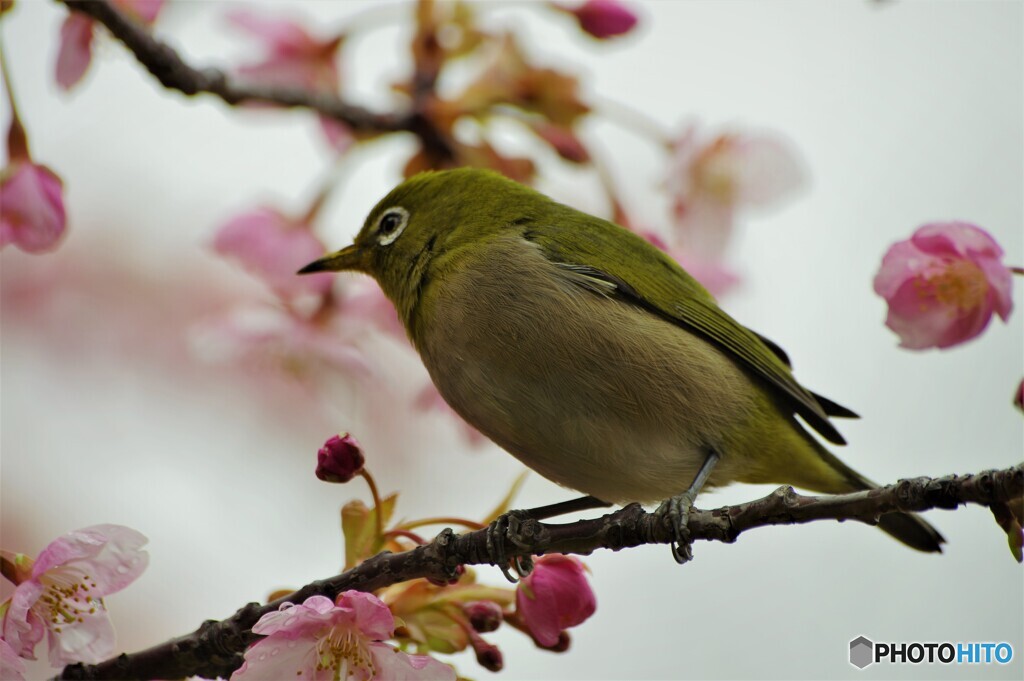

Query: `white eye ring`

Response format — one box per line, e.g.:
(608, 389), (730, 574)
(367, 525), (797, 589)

(376, 206), (409, 246)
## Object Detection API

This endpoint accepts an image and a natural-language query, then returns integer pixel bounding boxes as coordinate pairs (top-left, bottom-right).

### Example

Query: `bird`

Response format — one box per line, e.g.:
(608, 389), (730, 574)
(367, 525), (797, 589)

(299, 167), (944, 565)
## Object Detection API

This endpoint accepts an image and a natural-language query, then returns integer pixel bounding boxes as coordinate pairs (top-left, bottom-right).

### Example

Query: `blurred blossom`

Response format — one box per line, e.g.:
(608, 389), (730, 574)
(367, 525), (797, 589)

(213, 207), (333, 300)
(191, 304), (372, 379)
(515, 554), (595, 648)
(1015, 379), (1024, 414)
(2, 525), (148, 666)
(231, 592), (455, 681)
(54, 0), (164, 90)
(667, 125), (805, 260)
(554, 0), (639, 39)
(0, 639), (26, 681)
(873, 222), (1013, 349)
(227, 8), (350, 150)
(641, 230), (738, 298)
(414, 384), (488, 447)
(0, 161), (67, 254)
(316, 433), (365, 483)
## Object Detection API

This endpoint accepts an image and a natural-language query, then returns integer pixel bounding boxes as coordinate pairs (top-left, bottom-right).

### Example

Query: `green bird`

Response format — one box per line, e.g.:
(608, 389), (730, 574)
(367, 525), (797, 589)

(300, 168), (943, 563)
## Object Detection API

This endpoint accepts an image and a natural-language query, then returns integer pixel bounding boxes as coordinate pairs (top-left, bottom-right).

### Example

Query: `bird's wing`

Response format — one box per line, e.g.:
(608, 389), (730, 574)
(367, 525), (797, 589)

(522, 218), (854, 445)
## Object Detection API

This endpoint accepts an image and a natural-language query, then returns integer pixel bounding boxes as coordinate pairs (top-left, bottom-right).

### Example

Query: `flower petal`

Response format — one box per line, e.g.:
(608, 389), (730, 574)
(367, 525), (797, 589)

(337, 590), (394, 641)
(232, 633), (324, 681)
(3, 582), (47, 659)
(251, 596), (337, 638)
(516, 554), (595, 647)
(32, 524), (149, 596)
(0, 638), (27, 681)
(55, 13), (95, 90)
(212, 207), (333, 299)
(0, 162), (68, 254)
(45, 599), (116, 666)
(368, 642), (456, 681)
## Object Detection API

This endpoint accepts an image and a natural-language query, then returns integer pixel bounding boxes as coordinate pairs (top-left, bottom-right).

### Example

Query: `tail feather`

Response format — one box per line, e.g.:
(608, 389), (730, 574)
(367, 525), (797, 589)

(812, 443), (945, 553)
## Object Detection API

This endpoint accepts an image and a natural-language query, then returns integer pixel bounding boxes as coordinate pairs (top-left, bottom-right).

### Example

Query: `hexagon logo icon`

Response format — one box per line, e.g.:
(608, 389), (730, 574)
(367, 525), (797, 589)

(850, 636), (874, 669)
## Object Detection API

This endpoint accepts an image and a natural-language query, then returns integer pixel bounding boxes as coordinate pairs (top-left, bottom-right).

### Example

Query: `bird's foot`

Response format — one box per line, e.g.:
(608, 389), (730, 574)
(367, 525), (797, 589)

(656, 491), (697, 565)
(486, 510), (535, 583)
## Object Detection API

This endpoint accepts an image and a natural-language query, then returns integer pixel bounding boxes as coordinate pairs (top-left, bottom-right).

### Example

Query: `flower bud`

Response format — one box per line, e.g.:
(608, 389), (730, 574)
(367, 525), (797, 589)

(471, 638), (503, 672)
(315, 433), (365, 483)
(1014, 379), (1024, 414)
(556, 1), (638, 39)
(464, 600), (503, 633)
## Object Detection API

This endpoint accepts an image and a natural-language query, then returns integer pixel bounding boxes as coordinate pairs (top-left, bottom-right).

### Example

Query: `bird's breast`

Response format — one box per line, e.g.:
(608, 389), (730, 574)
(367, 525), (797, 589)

(414, 234), (763, 504)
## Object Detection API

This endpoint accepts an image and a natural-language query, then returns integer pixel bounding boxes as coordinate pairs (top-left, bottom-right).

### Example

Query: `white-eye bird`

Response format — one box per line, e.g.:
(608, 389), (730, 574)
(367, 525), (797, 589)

(300, 168), (944, 564)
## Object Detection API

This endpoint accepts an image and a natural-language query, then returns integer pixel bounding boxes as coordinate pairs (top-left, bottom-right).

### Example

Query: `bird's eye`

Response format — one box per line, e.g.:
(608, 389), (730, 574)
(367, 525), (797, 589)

(376, 207), (409, 246)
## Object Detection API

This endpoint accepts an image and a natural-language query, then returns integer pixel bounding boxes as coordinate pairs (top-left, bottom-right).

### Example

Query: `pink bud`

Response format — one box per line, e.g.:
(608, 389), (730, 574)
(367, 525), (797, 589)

(873, 222), (1013, 349)
(212, 207), (333, 299)
(471, 638), (503, 672)
(464, 601), (503, 633)
(0, 161), (67, 253)
(558, 1), (638, 39)
(515, 554), (595, 648)
(1014, 379), (1024, 414)
(315, 433), (365, 483)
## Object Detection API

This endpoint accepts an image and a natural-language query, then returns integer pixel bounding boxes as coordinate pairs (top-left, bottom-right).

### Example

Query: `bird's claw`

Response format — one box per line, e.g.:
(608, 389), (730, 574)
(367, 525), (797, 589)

(486, 510), (534, 583)
(657, 492), (696, 565)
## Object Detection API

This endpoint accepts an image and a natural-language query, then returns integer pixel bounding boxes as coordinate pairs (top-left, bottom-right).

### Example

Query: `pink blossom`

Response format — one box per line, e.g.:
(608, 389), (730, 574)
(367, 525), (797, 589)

(515, 554), (595, 648)
(667, 126), (805, 259)
(555, 1), (638, 39)
(316, 433), (365, 483)
(55, 1), (164, 90)
(213, 207), (333, 300)
(191, 304), (372, 379)
(414, 384), (488, 447)
(0, 638), (27, 681)
(641, 230), (739, 298)
(232, 592), (455, 681)
(2, 525), (148, 666)
(55, 13), (95, 90)
(227, 9), (343, 94)
(0, 161), (67, 254)
(873, 222), (1013, 349)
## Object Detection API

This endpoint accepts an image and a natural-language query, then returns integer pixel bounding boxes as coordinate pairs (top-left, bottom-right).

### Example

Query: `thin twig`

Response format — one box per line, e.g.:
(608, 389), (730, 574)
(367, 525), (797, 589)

(57, 0), (409, 134)
(59, 464), (1023, 681)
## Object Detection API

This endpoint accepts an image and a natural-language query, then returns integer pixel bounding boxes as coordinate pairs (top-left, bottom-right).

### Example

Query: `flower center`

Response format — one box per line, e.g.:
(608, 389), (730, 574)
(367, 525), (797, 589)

(39, 570), (102, 631)
(915, 259), (989, 312)
(316, 627), (375, 681)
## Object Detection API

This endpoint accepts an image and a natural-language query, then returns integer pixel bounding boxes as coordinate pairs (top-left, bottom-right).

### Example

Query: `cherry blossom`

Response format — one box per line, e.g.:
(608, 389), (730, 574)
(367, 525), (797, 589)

(667, 126), (805, 260)
(873, 222), (1013, 349)
(2, 525), (148, 666)
(213, 207), (334, 300)
(232, 592), (454, 681)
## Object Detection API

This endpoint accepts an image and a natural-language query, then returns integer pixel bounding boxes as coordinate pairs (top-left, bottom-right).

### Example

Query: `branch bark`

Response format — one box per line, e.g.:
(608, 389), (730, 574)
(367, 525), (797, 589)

(58, 464), (1023, 681)
(57, 0), (409, 134)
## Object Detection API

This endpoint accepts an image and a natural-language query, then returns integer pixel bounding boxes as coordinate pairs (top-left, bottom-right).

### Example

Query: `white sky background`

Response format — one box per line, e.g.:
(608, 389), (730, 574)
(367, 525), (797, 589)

(2, 1), (1023, 680)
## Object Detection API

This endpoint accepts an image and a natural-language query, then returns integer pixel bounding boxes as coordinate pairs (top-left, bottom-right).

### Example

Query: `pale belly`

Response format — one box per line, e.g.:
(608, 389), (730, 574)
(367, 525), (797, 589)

(416, 236), (767, 504)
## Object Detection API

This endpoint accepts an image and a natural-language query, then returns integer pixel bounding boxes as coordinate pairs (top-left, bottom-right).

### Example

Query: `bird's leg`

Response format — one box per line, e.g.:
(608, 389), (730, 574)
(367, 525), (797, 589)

(657, 448), (720, 565)
(486, 495), (611, 583)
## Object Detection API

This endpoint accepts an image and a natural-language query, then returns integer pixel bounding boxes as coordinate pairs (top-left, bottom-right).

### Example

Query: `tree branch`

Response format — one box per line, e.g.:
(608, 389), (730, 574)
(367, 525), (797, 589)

(59, 464), (1023, 681)
(57, 0), (410, 134)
